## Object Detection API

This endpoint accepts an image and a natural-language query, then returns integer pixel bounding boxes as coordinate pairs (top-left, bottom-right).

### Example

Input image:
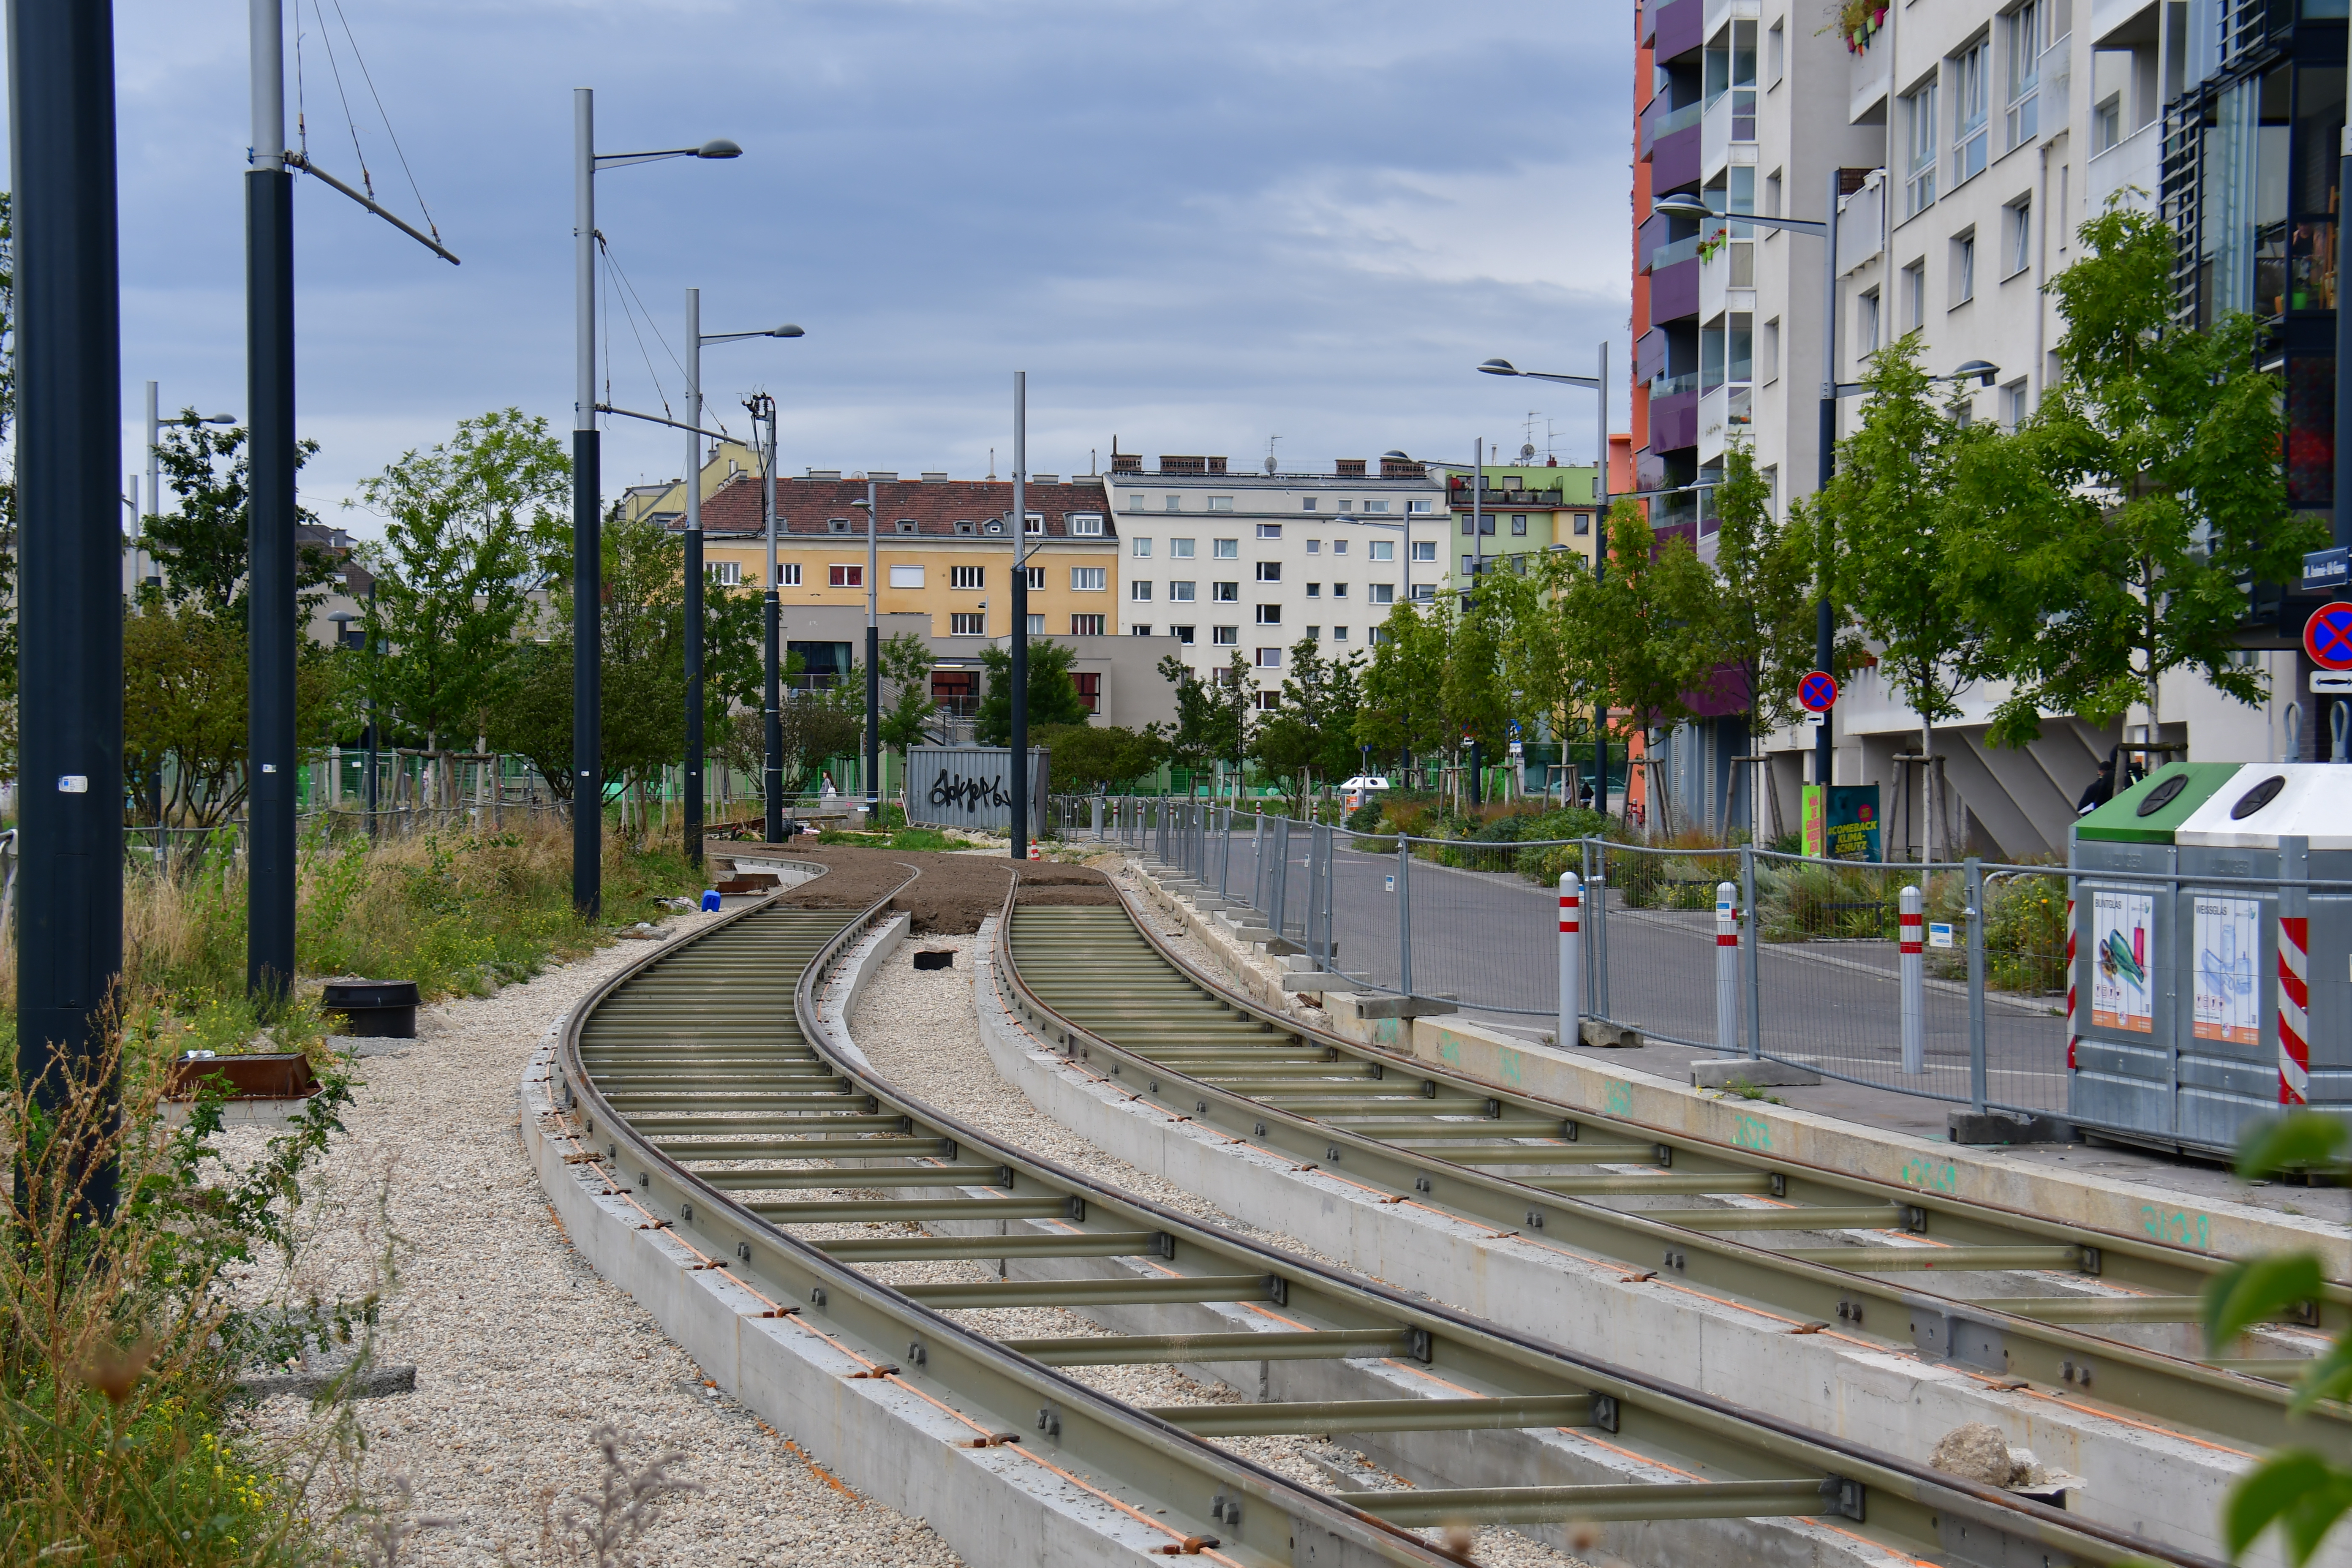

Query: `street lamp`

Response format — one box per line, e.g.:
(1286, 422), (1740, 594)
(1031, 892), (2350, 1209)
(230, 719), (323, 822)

(571, 87), (740, 918)
(743, 392), (784, 844)
(680, 294), (802, 868)
(850, 486), (879, 825)
(1477, 346), (1613, 814)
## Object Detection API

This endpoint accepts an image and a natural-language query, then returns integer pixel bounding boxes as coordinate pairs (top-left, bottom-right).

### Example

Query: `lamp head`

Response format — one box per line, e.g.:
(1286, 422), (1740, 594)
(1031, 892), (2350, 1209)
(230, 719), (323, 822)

(203, 412), (237, 425)
(1951, 359), (2000, 388)
(1651, 193), (1714, 220)
(696, 139), (743, 159)
(1476, 359), (1519, 378)
(1382, 449), (1412, 462)
(770, 324), (805, 338)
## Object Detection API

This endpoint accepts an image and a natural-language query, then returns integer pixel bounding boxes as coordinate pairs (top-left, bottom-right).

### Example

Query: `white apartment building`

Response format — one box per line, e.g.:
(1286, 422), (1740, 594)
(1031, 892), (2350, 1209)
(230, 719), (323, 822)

(1648, 0), (2315, 858)
(1100, 455), (1447, 705)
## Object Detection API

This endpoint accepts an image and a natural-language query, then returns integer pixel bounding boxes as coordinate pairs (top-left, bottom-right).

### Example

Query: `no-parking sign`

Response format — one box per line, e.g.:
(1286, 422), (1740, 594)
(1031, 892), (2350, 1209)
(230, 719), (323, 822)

(2306, 602), (2352, 672)
(1798, 670), (1839, 713)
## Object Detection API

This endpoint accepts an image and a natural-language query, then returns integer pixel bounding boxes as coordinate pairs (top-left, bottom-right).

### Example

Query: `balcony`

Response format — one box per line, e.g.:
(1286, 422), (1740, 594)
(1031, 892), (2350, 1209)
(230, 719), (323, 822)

(2085, 118), (2159, 215)
(1652, 254), (1700, 324)
(1700, 237), (1754, 321)
(2091, 0), (2158, 47)
(1651, 382), (1700, 453)
(1849, 30), (1889, 124)
(1652, 0), (1702, 60)
(1702, 87), (1756, 177)
(1645, 232), (1703, 272)
(1698, 384), (1752, 463)
(1835, 170), (1886, 275)
(1641, 95), (1704, 161)
(1636, 326), (1669, 385)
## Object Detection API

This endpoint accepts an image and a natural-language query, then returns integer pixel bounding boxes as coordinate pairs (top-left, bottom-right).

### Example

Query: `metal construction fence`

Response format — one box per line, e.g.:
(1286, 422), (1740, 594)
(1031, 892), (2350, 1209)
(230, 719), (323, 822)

(1057, 795), (2352, 1144)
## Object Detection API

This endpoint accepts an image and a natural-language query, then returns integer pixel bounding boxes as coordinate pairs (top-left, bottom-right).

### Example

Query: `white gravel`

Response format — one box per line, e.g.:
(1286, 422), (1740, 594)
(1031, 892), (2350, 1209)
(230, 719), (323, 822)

(851, 929), (1593, 1568)
(240, 913), (964, 1567)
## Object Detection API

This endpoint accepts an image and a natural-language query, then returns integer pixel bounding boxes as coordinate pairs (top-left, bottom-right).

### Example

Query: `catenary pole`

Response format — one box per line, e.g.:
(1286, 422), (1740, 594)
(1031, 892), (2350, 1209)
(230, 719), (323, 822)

(1010, 372), (1029, 860)
(246, 0), (297, 1000)
(759, 396), (783, 843)
(683, 287), (705, 867)
(572, 87), (602, 915)
(866, 477), (880, 822)
(14, 0), (128, 1217)
(1593, 340), (1610, 814)
(1469, 436), (1482, 808)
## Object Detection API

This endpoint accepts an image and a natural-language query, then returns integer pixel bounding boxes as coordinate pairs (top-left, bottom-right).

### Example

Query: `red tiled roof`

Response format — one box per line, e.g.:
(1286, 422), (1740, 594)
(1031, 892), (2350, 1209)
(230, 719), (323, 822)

(689, 474), (1116, 539)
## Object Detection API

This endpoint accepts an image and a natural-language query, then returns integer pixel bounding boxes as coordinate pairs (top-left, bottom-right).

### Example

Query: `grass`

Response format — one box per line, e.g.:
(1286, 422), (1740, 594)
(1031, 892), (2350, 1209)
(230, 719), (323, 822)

(814, 827), (974, 851)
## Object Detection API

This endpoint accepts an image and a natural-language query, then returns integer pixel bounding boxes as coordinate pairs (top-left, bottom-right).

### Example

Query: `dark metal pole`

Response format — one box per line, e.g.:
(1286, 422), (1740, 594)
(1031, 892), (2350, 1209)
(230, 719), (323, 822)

(1593, 345), (1610, 814)
(365, 580), (380, 838)
(1469, 436), (1483, 808)
(1814, 166), (1840, 791)
(2338, 55), (2352, 554)
(13, 0), (126, 1217)
(245, 0), (296, 1002)
(683, 287), (705, 867)
(758, 395), (783, 842)
(572, 87), (602, 916)
(1010, 371), (1029, 859)
(866, 478), (880, 824)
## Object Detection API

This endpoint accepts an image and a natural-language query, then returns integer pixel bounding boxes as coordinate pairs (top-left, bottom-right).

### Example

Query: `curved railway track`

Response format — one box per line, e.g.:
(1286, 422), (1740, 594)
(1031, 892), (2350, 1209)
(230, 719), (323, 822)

(990, 884), (2350, 1465)
(548, 862), (2220, 1568)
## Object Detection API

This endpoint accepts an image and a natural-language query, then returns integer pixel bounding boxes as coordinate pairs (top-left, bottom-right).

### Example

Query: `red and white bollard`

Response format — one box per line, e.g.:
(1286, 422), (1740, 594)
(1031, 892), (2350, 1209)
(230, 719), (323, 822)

(1899, 885), (1925, 1075)
(1557, 871), (1582, 1049)
(2064, 897), (2078, 1074)
(1715, 881), (1739, 1054)
(2280, 908), (2311, 1105)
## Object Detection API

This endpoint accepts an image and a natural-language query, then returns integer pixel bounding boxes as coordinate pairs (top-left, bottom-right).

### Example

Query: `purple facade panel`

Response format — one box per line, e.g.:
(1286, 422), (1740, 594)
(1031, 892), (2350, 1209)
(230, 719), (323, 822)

(1650, 126), (1701, 196)
(1650, 257), (1698, 327)
(1650, 387), (1698, 452)
(1652, 0), (1701, 60)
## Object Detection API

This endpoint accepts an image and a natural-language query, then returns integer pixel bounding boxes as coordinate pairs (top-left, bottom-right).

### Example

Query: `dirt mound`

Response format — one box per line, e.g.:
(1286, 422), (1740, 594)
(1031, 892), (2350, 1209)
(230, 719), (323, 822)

(728, 844), (1115, 934)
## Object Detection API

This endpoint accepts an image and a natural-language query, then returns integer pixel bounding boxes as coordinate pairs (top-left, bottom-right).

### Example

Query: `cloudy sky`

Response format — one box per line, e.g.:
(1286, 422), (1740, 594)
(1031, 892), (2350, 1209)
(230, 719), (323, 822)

(94, 0), (1630, 529)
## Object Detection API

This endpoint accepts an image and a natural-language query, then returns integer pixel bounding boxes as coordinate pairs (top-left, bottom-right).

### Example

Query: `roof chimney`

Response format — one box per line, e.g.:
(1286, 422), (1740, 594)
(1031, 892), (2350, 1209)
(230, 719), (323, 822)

(1335, 458), (1367, 477)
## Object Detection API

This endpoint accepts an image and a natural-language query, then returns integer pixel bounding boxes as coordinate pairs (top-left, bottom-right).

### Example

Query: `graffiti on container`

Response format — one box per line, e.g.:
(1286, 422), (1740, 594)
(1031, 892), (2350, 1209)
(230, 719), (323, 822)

(1899, 1156), (1961, 1194)
(929, 772), (1012, 812)
(1730, 1113), (1773, 1152)
(2140, 1205), (2210, 1251)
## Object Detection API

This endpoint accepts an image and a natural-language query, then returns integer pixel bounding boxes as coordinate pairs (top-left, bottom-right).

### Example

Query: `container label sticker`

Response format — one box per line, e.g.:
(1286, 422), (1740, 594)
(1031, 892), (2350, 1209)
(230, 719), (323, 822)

(2192, 895), (2263, 1044)
(2091, 890), (2154, 1033)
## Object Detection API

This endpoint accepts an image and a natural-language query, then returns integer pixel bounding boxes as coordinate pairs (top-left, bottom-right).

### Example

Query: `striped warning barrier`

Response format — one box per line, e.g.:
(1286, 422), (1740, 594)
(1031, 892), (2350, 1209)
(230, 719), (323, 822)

(2279, 912), (2311, 1106)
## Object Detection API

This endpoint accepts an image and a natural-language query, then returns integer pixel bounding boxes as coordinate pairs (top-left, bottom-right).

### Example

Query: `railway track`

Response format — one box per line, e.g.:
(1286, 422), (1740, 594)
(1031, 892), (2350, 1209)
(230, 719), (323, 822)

(991, 884), (2352, 1467)
(549, 866), (2221, 1568)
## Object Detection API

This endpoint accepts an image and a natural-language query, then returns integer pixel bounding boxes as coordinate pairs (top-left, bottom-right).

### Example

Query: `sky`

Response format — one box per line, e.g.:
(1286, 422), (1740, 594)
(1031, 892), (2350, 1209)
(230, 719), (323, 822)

(84, 0), (1631, 534)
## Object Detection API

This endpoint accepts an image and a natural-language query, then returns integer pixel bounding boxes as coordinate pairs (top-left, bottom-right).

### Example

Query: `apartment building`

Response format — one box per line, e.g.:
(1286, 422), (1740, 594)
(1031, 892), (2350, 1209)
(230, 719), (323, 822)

(1429, 463), (1604, 597)
(1636, 0), (2338, 856)
(1099, 454), (1448, 705)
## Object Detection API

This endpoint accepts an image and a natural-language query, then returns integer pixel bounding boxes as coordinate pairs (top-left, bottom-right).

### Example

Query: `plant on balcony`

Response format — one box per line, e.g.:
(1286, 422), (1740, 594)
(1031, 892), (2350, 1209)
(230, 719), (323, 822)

(1826, 0), (1884, 54)
(1695, 226), (1731, 261)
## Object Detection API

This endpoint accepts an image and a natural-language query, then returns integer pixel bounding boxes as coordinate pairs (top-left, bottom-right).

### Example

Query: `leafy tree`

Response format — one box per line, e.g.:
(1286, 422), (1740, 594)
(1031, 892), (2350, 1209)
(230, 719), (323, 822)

(1355, 602), (1451, 776)
(1710, 442), (1834, 838)
(1826, 334), (1992, 861)
(876, 632), (940, 791)
(1041, 722), (1166, 792)
(776, 682), (863, 795)
(142, 415), (333, 617)
(355, 409), (564, 791)
(1251, 632), (1366, 808)
(1557, 499), (1720, 835)
(975, 639), (1088, 745)
(1951, 201), (2322, 751)
(1443, 580), (1512, 795)
(1156, 653), (1222, 781)
(124, 601), (350, 826)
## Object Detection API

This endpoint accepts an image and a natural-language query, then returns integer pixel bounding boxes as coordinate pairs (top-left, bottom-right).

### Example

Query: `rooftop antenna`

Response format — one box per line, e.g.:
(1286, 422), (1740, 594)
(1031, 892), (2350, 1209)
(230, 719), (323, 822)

(1090, 446), (1097, 476)
(988, 445), (996, 480)
(1265, 433), (1282, 475)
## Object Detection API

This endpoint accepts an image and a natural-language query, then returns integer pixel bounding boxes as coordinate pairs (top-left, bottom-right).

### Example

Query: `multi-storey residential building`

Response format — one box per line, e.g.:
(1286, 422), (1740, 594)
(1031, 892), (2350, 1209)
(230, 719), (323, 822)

(1438, 463), (1604, 595)
(1636, 0), (2339, 857)
(1099, 454), (1447, 705)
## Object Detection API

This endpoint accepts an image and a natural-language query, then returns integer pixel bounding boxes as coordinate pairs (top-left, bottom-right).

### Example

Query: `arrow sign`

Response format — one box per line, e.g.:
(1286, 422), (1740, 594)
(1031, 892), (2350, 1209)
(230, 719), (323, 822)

(1798, 670), (1839, 713)
(2307, 601), (2352, 672)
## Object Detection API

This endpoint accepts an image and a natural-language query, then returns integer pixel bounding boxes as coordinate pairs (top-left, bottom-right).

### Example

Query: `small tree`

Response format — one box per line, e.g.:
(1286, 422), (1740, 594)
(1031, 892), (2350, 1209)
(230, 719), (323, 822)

(1710, 442), (1830, 838)
(876, 632), (939, 803)
(1355, 602), (1451, 781)
(1251, 632), (1366, 812)
(1952, 200), (2322, 751)
(1041, 723), (1166, 793)
(142, 414), (334, 617)
(1443, 580), (1512, 802)
(975, 640), (1089, 745)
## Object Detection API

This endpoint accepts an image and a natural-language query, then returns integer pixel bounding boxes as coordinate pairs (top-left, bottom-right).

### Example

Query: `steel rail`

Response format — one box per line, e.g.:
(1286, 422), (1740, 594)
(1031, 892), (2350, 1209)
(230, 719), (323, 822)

(990, 882), (2349, 1462)
(548, 866), (2221, 1568)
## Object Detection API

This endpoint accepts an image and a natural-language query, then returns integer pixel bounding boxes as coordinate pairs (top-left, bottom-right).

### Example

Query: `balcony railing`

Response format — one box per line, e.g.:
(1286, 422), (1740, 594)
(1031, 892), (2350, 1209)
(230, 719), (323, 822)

(1646, 233), (1704, 272)
(1641, 96), (1706, 159)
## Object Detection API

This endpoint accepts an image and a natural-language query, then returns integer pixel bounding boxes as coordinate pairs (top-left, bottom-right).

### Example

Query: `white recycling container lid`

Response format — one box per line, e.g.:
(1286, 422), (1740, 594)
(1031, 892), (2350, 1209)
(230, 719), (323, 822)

(2175, 763), (2352, 849)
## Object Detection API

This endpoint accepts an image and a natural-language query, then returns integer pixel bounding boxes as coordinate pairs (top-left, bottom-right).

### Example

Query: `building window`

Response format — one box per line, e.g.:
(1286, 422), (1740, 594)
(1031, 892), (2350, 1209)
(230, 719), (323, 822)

(1409, 540), (1435, 563)
(1168, 580), (1196, 602)
(2005, 0), (2042, 151)
(1332, 625), (1349, 641)
(1410, 583), (1434, 601)
(1572, 513), (1592, 535)
(1764, 169), (1782, 219)
(1173, 625), (1195, 645)
(2093, 93), (2121, 153)
(956, 519), (977, 534)
(1073, 672), (1101, 710)
(707, 559), (742, 585)
(889, 564), (924, 588)
(1213, 538), (1238, 558)
(1952, 41), (1990, 187)
(1212, 582), (1239, 602)
(1369, 583), (1396, 605)
(1130, 623), (1152, 636)
(951, 612), (986, 635)
(1367, 627), (1387, 646)
(1253, 690), (1281, 710)
(1132, 537), (1151, 557)
(1767, 18), (1783, 83)
(1364, 500), (1389, 514)
(1903, 261), (1926, 329)
(780, 563), (802, 585)
(1952, 231), (1976, 304)
(1762, 316), (1780, 382)
(1070, 614), (1105, 636)
(1368, 539), (1394, 562)
(1164, 495), (1182, 511)
(1255, 604), (1281, 624)
(1761, 465), (1778, 516)
(1069, 513), (1103, 536)
(1071, 566), (1106, 591)
(2002, 378), (2029, 428)
(1305, 582), (1321, 599)
(2004, 197), (2031, 277)
(1256, 647), (1282, 667)
(1336, 499), (1353, 512)
(1126, 492), (1145, 512)
(1255, 561), (1281, 582)
(1213, 626), (1238, 645)
(1859, 289), (1881, 355)
(1304, 625), (1321, 640)
(951, 564), (985, 589)
(1209, 496), (1234, 512)
(1511, 514), (1528, 536)
(830, 564), (863, 588)
(828, 517), (850, 533)
(1331, 582), (1348, 598)
(1170, 537), (1195, 558)
(1131, 580), (1152, 601)
(1407, 499), (1431, 514)
(1020, 614), (1042, 634)
(1024, 512), (1044, 534)
(1301, 497), (1318, 511)
(1331, 539), (1348, 555)
(1024, 565), (1045, 590)
(1305, 539), (1321, 554)
(1255, 523), (1281, 540)
(1903, 80), (1939, 216)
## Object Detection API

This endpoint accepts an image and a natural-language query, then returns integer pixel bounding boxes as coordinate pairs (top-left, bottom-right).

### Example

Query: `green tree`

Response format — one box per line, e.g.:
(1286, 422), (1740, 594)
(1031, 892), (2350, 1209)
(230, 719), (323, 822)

(1252, 632), (1366, 809)
(1952, 200), (2322, 751)
(142, 415), (332, 617)
(975, 639), (1088, 745)
(1827, 334), (1992, 861)
(1355, 602), (1451, 777)
(1156, 653), (1220, 782)
(876, 632), (940, 795)
(1710, 442), (1832, 837)
(1041, 723), (1166, 793)
(600, 509), (689, 826)
(355, 409), (561, 798)
(1558, 500), (1720, 835)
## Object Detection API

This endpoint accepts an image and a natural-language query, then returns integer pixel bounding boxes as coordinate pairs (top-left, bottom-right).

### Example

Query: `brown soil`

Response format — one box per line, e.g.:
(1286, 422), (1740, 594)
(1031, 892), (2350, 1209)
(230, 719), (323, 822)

(716, 843), (1116, 934)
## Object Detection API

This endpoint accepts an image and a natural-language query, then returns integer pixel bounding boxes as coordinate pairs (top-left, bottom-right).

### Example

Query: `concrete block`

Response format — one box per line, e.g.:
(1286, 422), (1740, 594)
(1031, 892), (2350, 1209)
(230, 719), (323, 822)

(1337, 993), (1458, 1020)
(1580, 1018), (1643, 1049)
(1692, 1060), (1821, 1091)
(1949, 1108), (2080, 1146)
(1279, 972), (1367, 992)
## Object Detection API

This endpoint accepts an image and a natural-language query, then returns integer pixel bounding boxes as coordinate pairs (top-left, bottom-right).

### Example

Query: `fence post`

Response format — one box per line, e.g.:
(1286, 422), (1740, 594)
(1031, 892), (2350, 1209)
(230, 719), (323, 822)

(1590, 840), (1611, 1020)
(1217, 808), (1231, 897)
(1397, 836), (1413, 997)
(1715, 881), (1739, 1053)
(1558, 871), (1581, 1049)
(1900, 884), (1925, 1075)
(1966, 856), (1987, 1112)
(1740, 845), (1761, 1060)
(1270, 816), (1290, 937)
(2280, 834), (2311, 1106)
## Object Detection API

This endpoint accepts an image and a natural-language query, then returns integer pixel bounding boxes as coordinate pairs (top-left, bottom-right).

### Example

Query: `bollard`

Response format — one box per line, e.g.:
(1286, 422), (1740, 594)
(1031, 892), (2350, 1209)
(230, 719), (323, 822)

(1715, 881), (1739, 1054)
(1899, 885), (1925, 1074)
(1557, 871), (1582, 1049)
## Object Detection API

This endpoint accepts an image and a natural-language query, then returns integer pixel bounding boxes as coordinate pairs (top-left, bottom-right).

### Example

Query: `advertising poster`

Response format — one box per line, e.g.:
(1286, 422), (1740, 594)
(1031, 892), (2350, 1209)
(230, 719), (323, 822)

(2090, 890), (2154, 1034)
(1802, 785), (1881, 861)
(2193, 896), (2263, 1044)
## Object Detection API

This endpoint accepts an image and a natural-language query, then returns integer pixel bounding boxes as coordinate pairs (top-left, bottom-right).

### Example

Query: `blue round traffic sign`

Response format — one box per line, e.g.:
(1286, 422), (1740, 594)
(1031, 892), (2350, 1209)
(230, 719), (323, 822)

(2307, 601), (2352, 672)
(1798, 670), (1839, 713)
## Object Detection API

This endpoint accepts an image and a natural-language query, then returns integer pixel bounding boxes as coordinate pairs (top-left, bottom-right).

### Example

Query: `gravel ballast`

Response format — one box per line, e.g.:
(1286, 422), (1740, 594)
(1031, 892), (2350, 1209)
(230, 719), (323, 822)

(241, 914), (963, 1567)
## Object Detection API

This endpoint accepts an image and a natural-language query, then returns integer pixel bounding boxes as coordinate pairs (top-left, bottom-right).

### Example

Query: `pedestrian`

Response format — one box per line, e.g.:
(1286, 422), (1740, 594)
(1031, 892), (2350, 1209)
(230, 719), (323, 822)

(821, 772), (837, 802)
(2076, 755), (2117, 816)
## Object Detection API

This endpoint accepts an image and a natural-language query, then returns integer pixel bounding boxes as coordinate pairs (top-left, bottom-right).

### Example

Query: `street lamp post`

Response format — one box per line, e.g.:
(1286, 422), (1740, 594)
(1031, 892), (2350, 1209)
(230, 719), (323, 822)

(742, 393), (785, 844)
(681, 295), (801, 866)
(1010, 372), (1030, 860)
(1476, 344), (1610, 811)
(570, 87), (740, 916)
(849, 482), (879, 823)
